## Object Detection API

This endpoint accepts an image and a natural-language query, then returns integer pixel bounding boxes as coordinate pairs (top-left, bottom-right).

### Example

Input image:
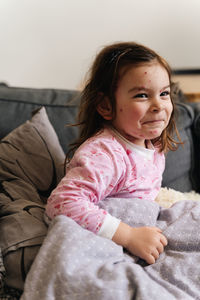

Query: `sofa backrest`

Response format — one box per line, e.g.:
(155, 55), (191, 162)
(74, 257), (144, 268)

(0, 83), (199, 193)
(0, 83), (80, 152)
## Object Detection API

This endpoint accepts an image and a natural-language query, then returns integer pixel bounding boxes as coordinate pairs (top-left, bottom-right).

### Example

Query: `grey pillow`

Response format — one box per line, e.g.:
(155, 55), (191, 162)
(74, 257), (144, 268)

(193, 109), (200, 192)
(0, 107), (65, 290)
(162, 103), (195, 192)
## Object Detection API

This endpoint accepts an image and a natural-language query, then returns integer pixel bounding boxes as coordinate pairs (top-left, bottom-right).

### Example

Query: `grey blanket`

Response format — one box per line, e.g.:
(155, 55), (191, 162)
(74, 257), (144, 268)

(21, 198), (200, 300)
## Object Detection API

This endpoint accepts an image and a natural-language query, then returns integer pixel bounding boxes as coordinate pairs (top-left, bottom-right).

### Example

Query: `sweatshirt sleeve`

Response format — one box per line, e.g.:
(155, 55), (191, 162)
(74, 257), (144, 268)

(46, 137), (125, 237)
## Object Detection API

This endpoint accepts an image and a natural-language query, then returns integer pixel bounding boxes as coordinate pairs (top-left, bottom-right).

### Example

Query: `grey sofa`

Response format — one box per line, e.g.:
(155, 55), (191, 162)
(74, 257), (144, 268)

(0, 83), (200, 298)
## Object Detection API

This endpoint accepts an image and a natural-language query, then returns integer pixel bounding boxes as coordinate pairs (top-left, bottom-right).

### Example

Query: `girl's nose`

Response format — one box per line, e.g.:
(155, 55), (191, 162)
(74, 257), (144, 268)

(150, 97), (163, 112)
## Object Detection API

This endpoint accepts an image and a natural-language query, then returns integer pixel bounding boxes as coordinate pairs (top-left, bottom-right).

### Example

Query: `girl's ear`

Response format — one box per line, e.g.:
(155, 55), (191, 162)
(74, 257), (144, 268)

(97, 96), (113, 120)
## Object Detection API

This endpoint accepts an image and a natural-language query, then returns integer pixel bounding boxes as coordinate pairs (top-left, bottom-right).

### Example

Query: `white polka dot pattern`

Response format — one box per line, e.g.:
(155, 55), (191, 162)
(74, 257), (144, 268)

(22, 199), (200, 300)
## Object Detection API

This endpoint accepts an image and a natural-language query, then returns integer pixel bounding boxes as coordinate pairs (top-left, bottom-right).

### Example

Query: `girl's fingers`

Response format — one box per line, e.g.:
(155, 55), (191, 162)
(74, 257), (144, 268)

(160, 234), (168, 246)
(151, 227), (162, 233)
(157, 243), (164, 254)
(151, 249), (160, 260)
(145, 254), (156, 265)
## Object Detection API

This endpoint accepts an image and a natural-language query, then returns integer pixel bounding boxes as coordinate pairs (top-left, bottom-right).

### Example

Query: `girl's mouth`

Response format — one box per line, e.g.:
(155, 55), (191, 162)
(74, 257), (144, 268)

(143, 119), (164, 124)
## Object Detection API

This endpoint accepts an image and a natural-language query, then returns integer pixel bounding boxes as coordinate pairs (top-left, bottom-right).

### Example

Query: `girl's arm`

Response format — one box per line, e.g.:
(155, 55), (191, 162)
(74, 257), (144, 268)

(46, 138), (126, 235)
(112, 222), (168, 264)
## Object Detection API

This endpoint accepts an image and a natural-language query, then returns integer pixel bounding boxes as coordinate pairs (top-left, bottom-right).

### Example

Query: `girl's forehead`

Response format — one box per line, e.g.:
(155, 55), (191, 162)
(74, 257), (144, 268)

(118, 62), (169, 82)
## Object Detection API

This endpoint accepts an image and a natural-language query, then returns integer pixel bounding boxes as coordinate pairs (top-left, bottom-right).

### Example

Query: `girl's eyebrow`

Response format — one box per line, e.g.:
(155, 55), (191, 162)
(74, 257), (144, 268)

(128, 87), (150, 93)
(128, 84), (170, 93)
(128, 86), (149, 93)
(160, 85), (171, 92)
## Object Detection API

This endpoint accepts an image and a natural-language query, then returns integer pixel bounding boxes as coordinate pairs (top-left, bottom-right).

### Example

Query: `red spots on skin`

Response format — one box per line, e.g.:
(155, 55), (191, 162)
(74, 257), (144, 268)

(55, 204), (60, 209)
(120, 108), (123, 112)
(150, 130), (158, 134)
(144, 72), (147, 75)
(132, 131), (139, 136)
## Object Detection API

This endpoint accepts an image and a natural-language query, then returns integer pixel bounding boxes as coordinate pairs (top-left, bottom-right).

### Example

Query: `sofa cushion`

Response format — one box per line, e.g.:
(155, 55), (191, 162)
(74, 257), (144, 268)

(192, 102), (200, 193)
(0, 83), (80, 152)
(0, 106), (65, 290)
(162, 103), (196, 192)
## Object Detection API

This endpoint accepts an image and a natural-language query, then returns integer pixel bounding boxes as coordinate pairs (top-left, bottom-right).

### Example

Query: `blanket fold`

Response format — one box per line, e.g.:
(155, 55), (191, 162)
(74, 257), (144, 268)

(21, 199), (200, 300)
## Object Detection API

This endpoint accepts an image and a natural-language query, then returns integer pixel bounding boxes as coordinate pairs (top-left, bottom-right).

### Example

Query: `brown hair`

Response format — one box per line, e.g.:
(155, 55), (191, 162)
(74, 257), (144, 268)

(67, 41), (182, 158)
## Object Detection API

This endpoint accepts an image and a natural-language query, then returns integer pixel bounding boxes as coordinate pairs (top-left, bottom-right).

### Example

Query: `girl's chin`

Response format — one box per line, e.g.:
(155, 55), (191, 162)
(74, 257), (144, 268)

(134, 130), (161, 139)
(135, 132), (162, 143)
(118, 129), (162, 144)
(148, 132), (161, 138)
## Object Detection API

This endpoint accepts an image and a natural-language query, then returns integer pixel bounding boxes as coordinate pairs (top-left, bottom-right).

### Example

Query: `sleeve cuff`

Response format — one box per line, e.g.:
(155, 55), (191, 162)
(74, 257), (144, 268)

(97, 214), (121, 240)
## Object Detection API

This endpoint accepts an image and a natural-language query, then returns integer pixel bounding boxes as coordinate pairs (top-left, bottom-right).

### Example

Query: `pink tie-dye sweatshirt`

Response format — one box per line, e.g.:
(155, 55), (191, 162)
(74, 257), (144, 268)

(46, 128), (165, 239)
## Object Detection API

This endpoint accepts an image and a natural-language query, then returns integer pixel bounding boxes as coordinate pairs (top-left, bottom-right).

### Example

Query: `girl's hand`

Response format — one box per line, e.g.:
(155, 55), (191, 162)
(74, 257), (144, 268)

(112, 222), (168, 264)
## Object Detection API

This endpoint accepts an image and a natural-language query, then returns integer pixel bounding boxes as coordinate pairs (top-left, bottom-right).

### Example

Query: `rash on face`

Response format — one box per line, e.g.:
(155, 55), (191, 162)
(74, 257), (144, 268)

(150, 130), (158, 134)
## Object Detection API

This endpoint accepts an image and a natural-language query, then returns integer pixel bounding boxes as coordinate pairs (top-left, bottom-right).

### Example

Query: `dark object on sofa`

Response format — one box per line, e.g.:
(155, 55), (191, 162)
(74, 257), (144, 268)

(0, 83), (199, 297)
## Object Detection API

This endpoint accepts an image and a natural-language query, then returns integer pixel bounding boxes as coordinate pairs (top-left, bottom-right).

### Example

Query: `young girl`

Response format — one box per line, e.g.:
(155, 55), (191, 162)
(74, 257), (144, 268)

(46, 42), (180, 265)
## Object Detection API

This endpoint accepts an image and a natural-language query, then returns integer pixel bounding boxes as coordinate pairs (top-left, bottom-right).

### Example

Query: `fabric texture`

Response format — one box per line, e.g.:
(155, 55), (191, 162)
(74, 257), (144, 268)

(0, 107), (65, 290)
(21, 197), (200, 300)
(46, 128), (165, 237)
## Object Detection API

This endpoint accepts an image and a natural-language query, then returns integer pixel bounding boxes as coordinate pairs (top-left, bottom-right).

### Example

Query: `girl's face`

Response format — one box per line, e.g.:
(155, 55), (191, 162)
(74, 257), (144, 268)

(112, 62), (173, 147)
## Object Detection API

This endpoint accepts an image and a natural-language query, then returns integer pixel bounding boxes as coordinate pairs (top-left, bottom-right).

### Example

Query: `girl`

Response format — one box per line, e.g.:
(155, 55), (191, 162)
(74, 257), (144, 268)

(46, 42), (180, 265)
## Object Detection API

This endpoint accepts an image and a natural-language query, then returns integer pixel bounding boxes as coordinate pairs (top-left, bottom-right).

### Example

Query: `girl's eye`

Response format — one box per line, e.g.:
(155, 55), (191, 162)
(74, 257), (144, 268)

(160, 90), (170, 97)
(134, 93), (148, 99)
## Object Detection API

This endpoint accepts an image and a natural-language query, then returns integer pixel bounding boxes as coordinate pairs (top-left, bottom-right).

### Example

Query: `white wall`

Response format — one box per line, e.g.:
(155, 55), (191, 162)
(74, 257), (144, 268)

(0, 0), (200, 90)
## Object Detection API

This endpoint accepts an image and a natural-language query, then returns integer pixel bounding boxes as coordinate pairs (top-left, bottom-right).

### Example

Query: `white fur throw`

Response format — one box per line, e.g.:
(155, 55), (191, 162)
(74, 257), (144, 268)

(155, 187), (200, 208)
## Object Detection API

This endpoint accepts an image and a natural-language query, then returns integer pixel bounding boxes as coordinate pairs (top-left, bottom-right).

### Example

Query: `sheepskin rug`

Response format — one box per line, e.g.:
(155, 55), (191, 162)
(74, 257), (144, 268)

(155, 187), (200, 208)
